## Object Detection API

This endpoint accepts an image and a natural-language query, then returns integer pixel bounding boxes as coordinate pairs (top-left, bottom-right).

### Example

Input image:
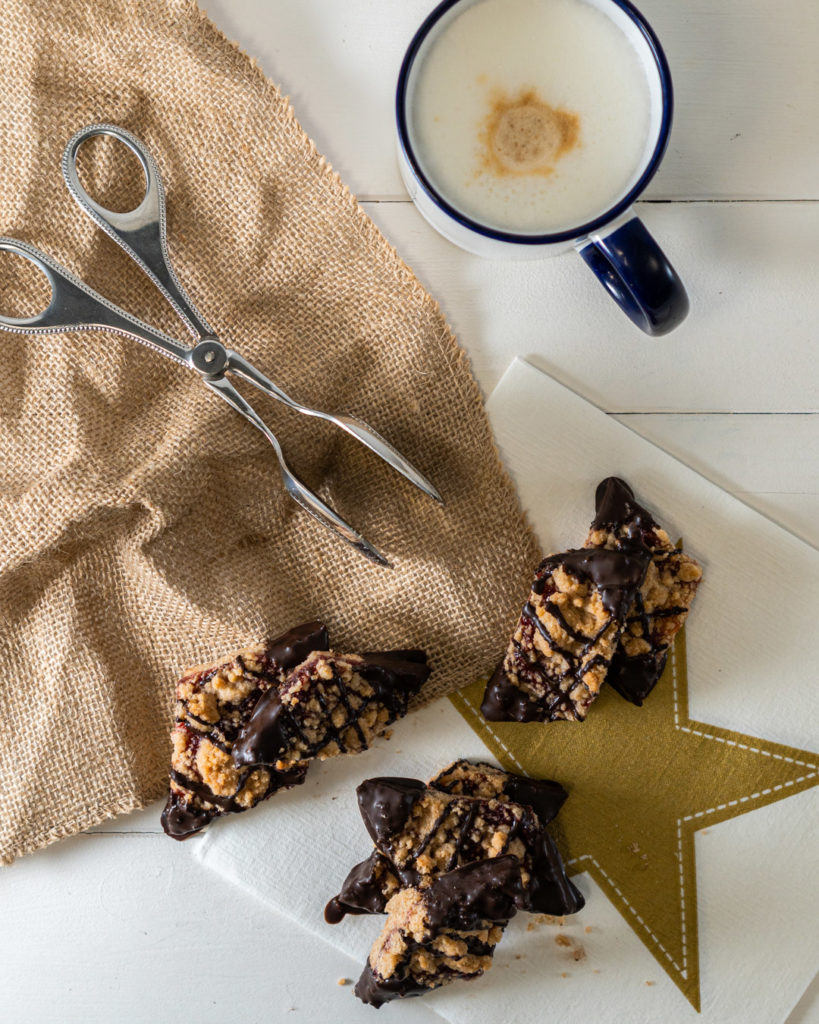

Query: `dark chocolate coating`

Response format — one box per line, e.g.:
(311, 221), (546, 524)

(592, 476), (658, 533)
(607, 649), (668, 706)
(357, 777), (428, 844)
(354, 859), (521, 1007)
(423, 855), (522, 930)
(267, 620), (330, 670)
(363, 649), (428, 664)
(349, 777), (583, 917)
(356, 652), (431, 704)
(329, 761), (565, 924)
(160, 792), (214, 840)
(503, 775), (567, 826)
(354, 966), (429, 1008)
(231, 692), (288, 768)
(528, 831), (585, 915)
(535, 546), (650, 621)
(324, 851), (392, 923)
(480, 658), (546, 723)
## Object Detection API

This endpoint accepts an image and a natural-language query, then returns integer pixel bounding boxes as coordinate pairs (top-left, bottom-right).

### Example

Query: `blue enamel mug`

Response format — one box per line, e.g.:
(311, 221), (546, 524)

(396, 0), (689, 336)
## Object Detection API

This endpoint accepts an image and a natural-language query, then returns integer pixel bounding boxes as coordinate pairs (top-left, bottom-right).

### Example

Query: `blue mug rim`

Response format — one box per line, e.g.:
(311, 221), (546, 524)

(395, 0), (674, 246)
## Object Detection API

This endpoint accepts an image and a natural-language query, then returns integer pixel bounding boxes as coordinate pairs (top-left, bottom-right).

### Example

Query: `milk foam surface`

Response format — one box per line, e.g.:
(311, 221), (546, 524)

(409, 0), (653, 235)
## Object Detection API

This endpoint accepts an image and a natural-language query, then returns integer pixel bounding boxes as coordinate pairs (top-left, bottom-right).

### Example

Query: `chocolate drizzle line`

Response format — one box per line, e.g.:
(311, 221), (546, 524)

(358, 779), (525, 880)
(406, 803), (459, 874)
(161, 762), (308, 840)
(169, 768), (238, 811)
(323, 669), (368, 750)
(520, 601), (613, 711)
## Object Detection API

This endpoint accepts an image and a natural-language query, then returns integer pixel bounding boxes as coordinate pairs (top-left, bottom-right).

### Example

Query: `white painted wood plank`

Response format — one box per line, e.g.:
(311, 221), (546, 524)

(0, 828), (438, 1024)
(199, 0), (819, 201)
(615, 414), (819, 548)
(361, 199), (819, 412)
(641, 0), (819, 200)
(83, 804), (164, 834)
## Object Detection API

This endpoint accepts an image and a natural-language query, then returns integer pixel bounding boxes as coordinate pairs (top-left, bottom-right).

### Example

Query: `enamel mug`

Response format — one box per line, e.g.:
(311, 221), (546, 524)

(396, 0), (689, 336)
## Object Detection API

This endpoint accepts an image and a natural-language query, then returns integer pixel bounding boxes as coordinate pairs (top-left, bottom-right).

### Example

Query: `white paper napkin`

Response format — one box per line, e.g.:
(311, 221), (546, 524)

(195, 358), (818, 1024)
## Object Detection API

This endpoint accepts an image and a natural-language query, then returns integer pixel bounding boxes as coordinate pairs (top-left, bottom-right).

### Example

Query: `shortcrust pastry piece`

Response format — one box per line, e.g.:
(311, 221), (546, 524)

(481, 545), (650, 723)
(428, 758), (567, 826)
(231, 650), (430, 769)
(586, 477), (703, 705)
(161, 621), (329, 840)
(355, 857), (522, 1008)
(324, 774), (582, 923)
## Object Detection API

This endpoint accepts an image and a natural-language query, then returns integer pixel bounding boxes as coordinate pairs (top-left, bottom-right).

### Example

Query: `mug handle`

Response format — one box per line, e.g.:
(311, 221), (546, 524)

(578, 212), (689, 336)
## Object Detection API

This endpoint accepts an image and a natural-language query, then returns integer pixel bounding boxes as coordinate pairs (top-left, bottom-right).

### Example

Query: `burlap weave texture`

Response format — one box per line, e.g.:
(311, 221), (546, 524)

(0, 0), (539, 864)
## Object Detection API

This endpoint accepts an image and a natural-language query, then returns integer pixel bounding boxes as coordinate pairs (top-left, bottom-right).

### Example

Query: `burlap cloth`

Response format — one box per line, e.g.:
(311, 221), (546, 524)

(0, 0), (539, 865)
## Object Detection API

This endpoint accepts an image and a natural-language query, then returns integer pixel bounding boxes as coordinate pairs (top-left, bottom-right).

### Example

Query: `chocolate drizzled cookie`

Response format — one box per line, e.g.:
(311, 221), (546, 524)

(325, 763), (582, 923)
(162, 626), (430, 840)
(481, 545), (650, 722)
(161, 621), (329, 840)
(355, 857), (522, 1008)
(585, 477), (703, 704)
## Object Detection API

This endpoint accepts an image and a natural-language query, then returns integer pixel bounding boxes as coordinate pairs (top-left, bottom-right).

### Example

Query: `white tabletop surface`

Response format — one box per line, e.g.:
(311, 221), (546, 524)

(2, 2), (818, 1022)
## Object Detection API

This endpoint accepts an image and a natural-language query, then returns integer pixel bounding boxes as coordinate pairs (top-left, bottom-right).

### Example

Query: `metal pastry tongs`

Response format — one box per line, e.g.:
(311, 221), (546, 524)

(0, 124), (442, 566)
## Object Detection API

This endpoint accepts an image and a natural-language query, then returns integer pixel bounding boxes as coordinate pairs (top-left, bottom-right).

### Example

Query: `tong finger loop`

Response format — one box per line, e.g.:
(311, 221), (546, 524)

(0, 239), (56, 331)
(62, 124), (214, 341)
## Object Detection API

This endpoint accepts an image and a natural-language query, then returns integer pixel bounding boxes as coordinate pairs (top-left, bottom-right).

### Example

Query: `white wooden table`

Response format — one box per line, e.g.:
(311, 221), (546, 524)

(2, 2), (817, 1021)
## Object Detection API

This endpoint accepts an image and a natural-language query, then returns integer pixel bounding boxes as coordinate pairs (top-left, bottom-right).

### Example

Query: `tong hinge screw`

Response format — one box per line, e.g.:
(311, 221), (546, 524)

(190, 338), (228, 376)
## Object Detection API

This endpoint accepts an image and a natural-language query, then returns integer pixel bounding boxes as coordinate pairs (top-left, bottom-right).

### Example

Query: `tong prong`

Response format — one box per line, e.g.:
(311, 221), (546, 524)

(225, 350), (443, 504)
(203, 375), (391, 567)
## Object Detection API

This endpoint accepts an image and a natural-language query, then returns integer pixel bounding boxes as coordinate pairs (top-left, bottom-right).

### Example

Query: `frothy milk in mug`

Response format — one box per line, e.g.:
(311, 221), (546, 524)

(408, 0), (654, 235)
